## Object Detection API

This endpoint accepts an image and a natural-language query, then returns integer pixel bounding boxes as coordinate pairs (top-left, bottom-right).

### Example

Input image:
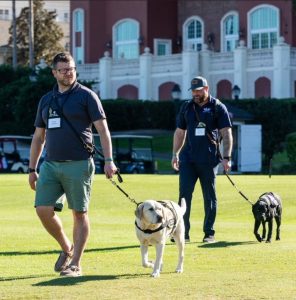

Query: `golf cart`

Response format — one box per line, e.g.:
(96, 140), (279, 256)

(93, 134), (156, 174)
(0, 136), (32, 173)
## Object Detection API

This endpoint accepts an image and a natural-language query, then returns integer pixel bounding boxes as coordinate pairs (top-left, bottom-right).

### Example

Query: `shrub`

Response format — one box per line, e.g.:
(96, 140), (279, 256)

(286, 132), (296, 163)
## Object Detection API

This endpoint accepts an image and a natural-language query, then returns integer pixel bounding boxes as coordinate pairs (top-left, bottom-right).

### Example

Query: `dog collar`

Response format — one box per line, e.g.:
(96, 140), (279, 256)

(135, 221), (165, 234)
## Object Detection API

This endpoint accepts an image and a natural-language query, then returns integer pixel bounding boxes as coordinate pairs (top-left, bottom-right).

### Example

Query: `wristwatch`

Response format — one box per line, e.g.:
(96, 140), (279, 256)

(28, 168), (36, 173)
(223, 156), (231, 161)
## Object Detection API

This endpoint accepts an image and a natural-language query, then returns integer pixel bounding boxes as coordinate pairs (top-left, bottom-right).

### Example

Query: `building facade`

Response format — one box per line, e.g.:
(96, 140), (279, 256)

(70, 0), (296, 101)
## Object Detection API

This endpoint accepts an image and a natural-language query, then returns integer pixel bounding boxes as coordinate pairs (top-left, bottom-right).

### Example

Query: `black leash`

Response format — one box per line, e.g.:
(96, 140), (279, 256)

(109, 173), (140, 206)
(224, 171), (253, 206)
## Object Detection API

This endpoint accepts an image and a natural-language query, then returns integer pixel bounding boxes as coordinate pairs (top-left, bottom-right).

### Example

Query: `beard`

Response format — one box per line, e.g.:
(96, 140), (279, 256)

(193, 94), (207, 104)
(58, 76), (76, 88)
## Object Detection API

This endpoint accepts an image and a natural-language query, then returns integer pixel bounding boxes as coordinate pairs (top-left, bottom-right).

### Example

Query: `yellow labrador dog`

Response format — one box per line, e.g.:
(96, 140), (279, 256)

(135, 198), (186, 278)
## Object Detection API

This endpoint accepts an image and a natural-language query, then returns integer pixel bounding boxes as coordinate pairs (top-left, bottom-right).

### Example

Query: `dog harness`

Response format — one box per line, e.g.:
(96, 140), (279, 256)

(135, 201), (178, 235)
(259, 192), (280, 208)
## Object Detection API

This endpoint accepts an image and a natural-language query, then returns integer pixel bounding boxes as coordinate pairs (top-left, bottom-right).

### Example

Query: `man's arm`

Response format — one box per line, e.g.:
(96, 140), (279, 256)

(171, 128), (186, 171)
(219, 127), (233, 171)
(28, 127), (46, 190)
(93, 119), (117, 178)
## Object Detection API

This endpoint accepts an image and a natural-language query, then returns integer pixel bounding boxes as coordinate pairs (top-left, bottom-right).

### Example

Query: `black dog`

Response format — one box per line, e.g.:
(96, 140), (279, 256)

(252, 192), (282, 243)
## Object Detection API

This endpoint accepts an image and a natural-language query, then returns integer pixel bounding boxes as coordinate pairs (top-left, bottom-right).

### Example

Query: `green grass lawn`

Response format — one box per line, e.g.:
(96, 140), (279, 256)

(0, 174), (295, 299)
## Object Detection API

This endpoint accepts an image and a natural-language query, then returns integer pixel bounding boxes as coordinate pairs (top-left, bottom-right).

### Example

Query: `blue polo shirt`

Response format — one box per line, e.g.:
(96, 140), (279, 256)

(34, 81), (106, 161)
(177, 96), (232, 166)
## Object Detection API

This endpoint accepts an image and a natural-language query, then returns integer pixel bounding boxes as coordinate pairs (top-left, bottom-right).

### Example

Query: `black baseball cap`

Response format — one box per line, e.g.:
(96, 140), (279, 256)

(189, 76), (208, 90)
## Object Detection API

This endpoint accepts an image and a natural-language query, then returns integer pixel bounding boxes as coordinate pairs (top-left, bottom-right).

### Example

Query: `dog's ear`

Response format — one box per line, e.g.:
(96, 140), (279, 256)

(135, 203), (144, 219)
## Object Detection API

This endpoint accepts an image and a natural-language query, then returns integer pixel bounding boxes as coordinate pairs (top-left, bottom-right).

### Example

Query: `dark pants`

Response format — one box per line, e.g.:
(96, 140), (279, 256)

(178, 161), (218, 238)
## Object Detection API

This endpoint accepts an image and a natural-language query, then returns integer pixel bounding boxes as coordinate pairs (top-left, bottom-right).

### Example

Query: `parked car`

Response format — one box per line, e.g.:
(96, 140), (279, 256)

(93, 134), (156, 174)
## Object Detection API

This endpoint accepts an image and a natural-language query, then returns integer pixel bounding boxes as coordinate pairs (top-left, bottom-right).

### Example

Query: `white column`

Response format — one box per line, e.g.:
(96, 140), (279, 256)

(139, 47), (153, 100)
(233, 40), (248, 99)
(181, 49), (199, 100)
(273, 37), (291, 99)
(200, 44), (210, 81)
(99, 51), (112, 100)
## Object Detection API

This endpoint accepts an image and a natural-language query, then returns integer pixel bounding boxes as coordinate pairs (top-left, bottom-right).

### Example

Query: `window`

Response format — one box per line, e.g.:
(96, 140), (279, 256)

(0, 9), (9, 20)
(221, 12), (239, 52)
(183, 17), (204, 51)
(249, 5), (279, 49)
(154, 39), (172, 56)
(72, 9), (84, 64)
(113, 19), (139, 60)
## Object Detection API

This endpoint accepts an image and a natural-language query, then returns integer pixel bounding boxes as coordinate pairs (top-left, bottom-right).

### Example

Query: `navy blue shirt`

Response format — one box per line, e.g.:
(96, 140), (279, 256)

(34, 81), (106, 161)
(177, 96), (232, 166)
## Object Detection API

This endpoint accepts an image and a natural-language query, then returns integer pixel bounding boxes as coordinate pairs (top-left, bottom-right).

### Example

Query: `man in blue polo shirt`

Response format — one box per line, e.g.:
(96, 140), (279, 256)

(171, 76), (233, 243)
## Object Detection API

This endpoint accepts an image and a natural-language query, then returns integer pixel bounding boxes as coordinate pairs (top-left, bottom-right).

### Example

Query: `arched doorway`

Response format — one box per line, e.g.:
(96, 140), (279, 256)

(117, 85), (138, 100)
(255, 77), (271, 98)
(159, 82), (176, 101)
(216, 80), (232, 99)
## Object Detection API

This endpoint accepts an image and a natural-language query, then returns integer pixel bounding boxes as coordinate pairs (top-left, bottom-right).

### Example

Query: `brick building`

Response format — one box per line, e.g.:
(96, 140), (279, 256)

(70, 0), (296, 101)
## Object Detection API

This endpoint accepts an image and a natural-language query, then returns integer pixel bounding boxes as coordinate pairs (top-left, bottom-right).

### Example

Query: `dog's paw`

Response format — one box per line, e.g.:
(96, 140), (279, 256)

(265, 240), (271, 243)
(151, 271), (160, 278)
(276, 237), (280, 241)
(175, 268), (183, 274)
(143, 261), (154, 268)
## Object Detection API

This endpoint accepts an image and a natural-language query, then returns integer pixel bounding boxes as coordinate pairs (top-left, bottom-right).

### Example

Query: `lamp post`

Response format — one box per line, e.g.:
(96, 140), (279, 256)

(171, 84), (181, 100)
(232, 85), (241, 100)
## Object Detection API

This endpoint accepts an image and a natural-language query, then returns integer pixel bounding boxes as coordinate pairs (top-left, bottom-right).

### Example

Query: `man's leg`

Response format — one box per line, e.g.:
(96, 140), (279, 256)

(199, 166), (217, 237)
(36, 206), (72, 252)
(179, 162), (198, 239)
(70, 210), (90, 268)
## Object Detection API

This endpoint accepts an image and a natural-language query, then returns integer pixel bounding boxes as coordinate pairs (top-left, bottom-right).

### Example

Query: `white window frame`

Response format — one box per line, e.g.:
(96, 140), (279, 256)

(183, 16), (204, 51)
(247, 5), (279, 49)
(113, 18), (140, 60)
(72, 8), (84, 64)
(154, 39), (172, 56)
(220, 11), (239, 52)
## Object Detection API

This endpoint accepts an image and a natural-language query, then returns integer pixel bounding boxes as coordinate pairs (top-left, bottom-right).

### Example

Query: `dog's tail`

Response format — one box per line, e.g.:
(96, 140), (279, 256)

(180, 198), (186, 216)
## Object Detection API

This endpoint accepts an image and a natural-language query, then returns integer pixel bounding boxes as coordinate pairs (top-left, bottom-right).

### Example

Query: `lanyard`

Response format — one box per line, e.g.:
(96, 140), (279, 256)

(49, 91), (72, 117)
(192, 103), (218, 146)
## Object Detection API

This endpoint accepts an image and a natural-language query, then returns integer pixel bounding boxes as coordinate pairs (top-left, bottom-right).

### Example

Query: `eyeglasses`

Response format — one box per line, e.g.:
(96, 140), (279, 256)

(56, 67), (76, 74)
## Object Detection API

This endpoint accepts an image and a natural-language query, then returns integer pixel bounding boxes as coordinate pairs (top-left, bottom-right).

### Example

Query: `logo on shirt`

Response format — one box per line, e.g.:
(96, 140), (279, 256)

(203, 107), (211, 113)
(49, 108), (59, 117)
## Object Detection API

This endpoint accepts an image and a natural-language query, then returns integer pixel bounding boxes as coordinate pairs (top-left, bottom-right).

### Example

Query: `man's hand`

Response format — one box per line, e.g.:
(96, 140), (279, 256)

(171, 154), (179, 171)
(222, 158), (231, 172)
(104, 161), (117, 179)
(28, 172), (38, 191)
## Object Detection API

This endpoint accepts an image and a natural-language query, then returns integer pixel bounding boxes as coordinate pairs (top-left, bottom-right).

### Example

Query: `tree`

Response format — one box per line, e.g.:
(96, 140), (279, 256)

(8, 0), (64, 66)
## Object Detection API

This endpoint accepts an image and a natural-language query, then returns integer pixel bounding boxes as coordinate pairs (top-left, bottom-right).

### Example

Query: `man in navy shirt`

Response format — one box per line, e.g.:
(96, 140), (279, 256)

(29, 52), (117, 276)
(171, 76), (233, 243)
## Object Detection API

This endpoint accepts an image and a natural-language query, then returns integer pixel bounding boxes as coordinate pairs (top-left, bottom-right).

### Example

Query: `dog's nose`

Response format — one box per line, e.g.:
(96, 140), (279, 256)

(156, 215), (163, 223)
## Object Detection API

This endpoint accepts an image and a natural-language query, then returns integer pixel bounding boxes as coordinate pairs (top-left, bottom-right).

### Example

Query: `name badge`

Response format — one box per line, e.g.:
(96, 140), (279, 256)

(48, 117), (61, 129)
(195, 127), (205, 136)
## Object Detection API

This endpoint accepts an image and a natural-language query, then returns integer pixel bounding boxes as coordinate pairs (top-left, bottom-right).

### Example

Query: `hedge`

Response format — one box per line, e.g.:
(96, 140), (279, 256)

(1, 65), (296, 166)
